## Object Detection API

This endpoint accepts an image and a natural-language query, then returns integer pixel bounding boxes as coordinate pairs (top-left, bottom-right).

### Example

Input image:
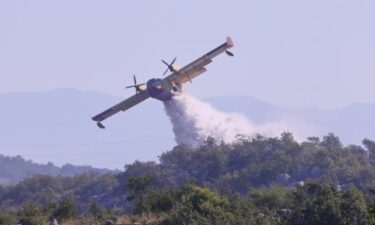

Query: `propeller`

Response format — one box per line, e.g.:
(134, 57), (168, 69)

(161, 57), (177, 76)
(126, 75), (145, 93)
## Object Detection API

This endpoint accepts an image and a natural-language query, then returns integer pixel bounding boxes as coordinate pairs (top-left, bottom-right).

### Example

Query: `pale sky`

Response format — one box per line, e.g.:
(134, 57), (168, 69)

(1, 0), (374, 109)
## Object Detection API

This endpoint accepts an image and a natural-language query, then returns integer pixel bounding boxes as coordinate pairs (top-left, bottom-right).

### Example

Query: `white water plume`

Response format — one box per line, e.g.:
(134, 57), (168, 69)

(163, 93), (296, 146)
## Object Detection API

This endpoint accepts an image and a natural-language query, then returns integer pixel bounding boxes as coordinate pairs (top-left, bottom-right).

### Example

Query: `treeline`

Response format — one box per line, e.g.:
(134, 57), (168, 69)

(1, 132), (375, 224)
(123, 181), (373, 225)
(123, 132), (375, 194)
(0, 154), (112, 184)
(1, 182), (374, 225)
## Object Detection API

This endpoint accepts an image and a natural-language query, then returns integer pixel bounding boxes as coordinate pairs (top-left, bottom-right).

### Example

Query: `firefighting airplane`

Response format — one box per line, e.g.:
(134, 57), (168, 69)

(92, 37), (234, 129)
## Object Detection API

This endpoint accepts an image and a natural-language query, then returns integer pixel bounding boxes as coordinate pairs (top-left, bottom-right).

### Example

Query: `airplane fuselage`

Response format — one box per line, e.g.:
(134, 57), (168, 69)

(146, 78), (180, 101)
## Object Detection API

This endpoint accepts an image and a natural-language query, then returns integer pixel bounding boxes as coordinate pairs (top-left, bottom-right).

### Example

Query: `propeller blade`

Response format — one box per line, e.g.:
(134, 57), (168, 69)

(171, 57), (177, 65)
(161, 60), (169, 66)
(133, 75), (137, 85)
(163, 67), (169, 75)
(126, 83), (146, 88)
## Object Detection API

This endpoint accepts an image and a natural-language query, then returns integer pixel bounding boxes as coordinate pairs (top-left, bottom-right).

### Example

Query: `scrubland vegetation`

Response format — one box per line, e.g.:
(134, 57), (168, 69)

(1, 132), (375, 225)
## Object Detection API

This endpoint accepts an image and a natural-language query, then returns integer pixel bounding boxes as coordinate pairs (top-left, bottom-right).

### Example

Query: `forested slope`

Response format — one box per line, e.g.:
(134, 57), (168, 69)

(1, 133), (375, 224)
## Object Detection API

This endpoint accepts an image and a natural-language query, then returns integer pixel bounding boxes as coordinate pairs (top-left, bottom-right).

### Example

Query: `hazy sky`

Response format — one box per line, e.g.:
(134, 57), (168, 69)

(1, 0), (374, 109)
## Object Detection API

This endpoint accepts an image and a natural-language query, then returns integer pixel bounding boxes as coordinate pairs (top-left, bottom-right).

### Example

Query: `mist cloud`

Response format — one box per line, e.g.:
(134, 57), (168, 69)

(163, 93), (297, 146)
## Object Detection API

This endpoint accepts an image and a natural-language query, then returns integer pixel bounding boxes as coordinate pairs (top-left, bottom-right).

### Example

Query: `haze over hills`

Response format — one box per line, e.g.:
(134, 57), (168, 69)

(0, 154), (112, 184)
(208, 96), (375, 144)
(0, 88), (373, 169)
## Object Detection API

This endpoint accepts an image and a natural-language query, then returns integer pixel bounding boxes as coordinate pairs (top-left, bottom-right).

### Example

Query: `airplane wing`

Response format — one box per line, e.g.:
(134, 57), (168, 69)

(92, 91), (150, 128)
(165, 36), (234, 84)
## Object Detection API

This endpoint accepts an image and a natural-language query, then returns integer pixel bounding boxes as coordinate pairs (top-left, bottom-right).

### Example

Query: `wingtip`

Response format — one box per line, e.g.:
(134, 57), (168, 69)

(226, 36), (234, 48)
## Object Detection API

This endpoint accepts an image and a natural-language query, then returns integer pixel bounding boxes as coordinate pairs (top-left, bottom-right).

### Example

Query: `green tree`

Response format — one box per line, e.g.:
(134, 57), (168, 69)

(52, 198), (78, 222)
(87, 200), (104, 220)
(248, 185), (291, 214)
(17, 203), (46, 225)
(368, 189), (375, 224)
(363, 138), (375, 150)
(144, 189), (176, 213)
(340, 188), (368, 225)
(363, 138), (375, 159)
(0, 211), (16, 225)
(161, 185), (235, 225)
(127, 176), (155, 214)
(289, 183), (342, 225)
(321, 133), (342, 148)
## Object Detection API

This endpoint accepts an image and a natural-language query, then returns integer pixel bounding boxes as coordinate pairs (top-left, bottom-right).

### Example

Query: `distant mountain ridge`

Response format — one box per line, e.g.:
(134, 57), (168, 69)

(0, 88), (373, 169)
(0, 154), (112, 184)
(208, 95), (375, 144)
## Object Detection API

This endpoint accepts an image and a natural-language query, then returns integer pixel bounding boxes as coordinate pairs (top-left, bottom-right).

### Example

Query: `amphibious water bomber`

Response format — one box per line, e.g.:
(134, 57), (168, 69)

(92, 37), (234, 129)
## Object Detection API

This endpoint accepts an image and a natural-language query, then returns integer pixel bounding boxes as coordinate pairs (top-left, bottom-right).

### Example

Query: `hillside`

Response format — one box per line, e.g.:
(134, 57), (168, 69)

(0, 89), (374, 169)
(1, 133), (374, 207)
(0, 154), (111, 184)
(0, 133), (374, 225)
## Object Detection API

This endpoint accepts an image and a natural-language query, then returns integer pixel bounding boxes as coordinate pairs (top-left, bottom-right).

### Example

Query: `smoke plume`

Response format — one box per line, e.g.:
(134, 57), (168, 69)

(163, 93), (295, 146)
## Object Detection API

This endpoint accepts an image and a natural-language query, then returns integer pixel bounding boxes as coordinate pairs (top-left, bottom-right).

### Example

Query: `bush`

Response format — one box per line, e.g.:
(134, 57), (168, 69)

(17, 203), (47, 225)
(0, 211), (16, 225)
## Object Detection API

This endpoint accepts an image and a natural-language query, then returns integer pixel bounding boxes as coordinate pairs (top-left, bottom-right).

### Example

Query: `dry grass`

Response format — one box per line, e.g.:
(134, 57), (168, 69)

(59, 214), (163, 225)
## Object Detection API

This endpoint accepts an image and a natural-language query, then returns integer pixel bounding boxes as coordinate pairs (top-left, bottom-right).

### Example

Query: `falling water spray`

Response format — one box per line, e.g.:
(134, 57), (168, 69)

(163, 93), (293, 146)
